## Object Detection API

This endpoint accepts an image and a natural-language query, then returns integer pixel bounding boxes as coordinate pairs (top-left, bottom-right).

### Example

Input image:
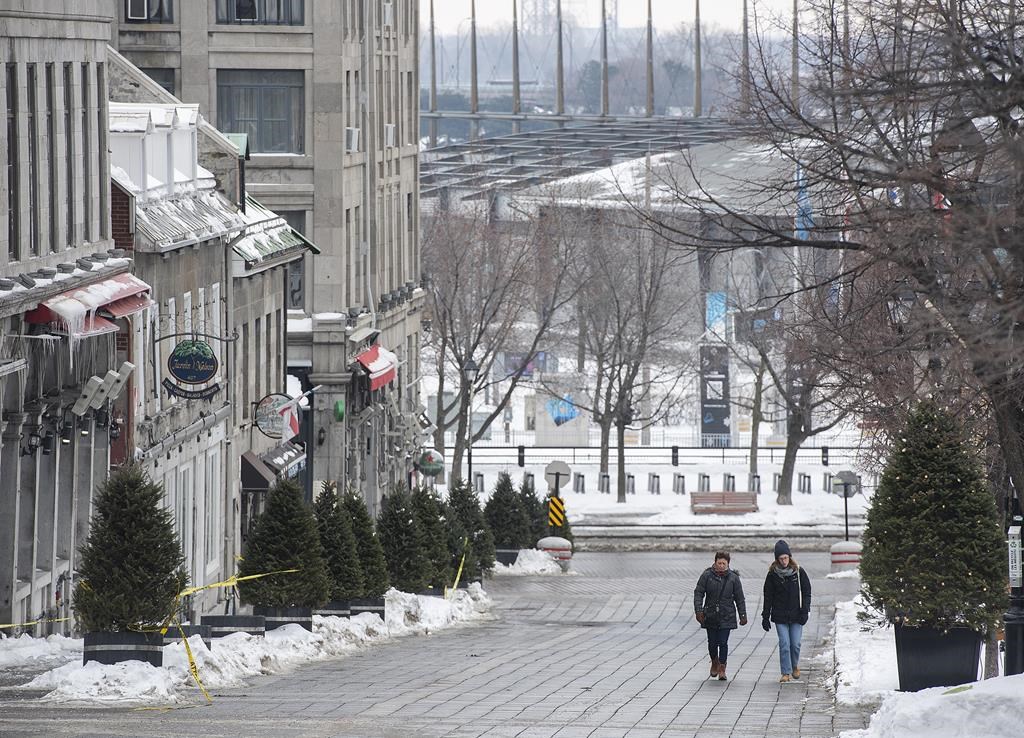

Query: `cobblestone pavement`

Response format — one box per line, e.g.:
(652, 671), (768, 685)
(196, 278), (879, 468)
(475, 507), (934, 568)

(0, 550), (874, 737)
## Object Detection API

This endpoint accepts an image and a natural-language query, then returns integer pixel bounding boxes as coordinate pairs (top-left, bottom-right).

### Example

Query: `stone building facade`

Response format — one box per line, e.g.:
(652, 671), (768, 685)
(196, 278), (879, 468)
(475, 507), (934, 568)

(0, 1), (132, 630)
(110, 0), (426, 513)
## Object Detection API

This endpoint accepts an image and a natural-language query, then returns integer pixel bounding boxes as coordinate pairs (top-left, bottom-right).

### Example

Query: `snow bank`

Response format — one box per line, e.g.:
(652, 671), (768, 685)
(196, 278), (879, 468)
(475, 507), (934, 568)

(832, 595), (899, 705)
(12, 587), (493, 705)
(492, 549), (563, 576)
(840, 674), (1024, 738)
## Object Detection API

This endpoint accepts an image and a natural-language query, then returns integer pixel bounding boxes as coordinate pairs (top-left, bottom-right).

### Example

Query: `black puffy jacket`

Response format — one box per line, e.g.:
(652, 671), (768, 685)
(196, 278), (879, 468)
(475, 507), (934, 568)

(761, 563), (811, 625)
(694, 568), (746, 630)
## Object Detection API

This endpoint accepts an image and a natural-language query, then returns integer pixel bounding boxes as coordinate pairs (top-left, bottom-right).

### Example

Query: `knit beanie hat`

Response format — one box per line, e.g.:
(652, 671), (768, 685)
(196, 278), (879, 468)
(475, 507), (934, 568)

(774, 539), (791, 560)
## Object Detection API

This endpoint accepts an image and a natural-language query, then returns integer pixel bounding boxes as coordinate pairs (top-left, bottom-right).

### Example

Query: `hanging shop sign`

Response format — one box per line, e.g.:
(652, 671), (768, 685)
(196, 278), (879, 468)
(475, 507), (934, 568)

(254, 393), (292, 439)
(417, 449), (445, 477)
(167, 339), (219, 384)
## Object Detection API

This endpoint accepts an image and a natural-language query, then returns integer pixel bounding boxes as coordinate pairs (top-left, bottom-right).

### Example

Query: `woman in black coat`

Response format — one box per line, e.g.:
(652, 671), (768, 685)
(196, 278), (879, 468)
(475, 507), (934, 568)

(761, 539), (812, 682)
(693, 551), (747, 681)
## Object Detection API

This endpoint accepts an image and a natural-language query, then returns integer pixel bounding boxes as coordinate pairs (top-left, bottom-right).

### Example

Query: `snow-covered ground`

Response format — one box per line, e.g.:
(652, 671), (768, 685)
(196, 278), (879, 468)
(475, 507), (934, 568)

(0, 585), (492, 705)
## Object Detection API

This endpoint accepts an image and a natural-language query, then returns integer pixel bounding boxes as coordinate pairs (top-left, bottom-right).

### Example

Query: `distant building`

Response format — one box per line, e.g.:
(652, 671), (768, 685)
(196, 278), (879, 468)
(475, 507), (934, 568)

(111, 0), (426, 513)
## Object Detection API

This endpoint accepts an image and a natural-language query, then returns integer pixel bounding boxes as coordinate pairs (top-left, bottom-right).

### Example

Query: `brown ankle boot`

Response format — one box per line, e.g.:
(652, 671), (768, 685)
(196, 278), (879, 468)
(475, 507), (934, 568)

(710, 657), (720, 678)
(717, 664), (727, 681)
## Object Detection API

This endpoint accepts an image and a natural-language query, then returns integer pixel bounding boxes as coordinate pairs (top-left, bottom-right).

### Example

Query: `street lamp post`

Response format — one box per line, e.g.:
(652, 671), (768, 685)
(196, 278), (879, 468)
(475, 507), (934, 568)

(1006, 517), (1024, 675)
(463, 357), (478, 486)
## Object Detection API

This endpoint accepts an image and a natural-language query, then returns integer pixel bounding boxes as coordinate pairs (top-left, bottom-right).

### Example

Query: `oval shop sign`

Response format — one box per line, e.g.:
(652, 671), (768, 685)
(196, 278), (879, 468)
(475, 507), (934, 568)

(167, 340), (219, 385)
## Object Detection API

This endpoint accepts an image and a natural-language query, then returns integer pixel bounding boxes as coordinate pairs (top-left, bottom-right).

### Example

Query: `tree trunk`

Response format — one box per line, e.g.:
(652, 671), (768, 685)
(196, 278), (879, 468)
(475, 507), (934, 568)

(599, 417), (612, 474)
(749, 355), (766, 477)
(777, 430), (806, 505)
(989, 385), (1024, 523)
(616, 421), (627, 503)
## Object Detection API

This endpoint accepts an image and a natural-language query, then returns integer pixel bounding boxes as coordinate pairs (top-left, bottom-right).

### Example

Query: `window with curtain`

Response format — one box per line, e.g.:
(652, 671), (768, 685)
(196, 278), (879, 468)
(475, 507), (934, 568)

(125, 0), (174, 23)
(141, 68), (176, 96)
(217, 70), (304, 154)
(216, 0), (304, 25)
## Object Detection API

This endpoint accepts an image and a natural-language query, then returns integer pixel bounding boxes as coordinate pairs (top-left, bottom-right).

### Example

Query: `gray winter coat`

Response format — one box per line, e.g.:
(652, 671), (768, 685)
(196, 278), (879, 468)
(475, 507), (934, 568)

(693, 568), (747, 630)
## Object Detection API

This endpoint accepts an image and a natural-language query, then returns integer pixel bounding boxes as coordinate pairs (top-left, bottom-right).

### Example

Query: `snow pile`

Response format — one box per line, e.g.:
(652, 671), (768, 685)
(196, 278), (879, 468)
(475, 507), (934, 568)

(0, 633), (82, 669)
(840, 675), (1024, 738)
(826, 569), (862, 579)
(492, 549), (563, 576)
(14, 586), (493, 705)
(832, 595), (899, 705)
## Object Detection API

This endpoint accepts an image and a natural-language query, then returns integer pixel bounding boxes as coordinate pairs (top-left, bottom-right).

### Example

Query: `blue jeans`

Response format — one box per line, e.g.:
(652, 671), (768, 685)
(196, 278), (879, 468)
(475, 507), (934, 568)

(706, 627), (731, 664)
(775, 622), (803, 675)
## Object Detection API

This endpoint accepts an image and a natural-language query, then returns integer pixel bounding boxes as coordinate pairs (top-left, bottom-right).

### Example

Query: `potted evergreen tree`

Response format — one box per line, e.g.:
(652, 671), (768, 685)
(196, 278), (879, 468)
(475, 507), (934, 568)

(74, 465), (186, 667)
(237, 479), (330, 631)
(342, 487), (390, 618)
(860, 402), (1005, 691)
(485, 472), (532, 565)
(446, 478), (496, 584)
(378, 485), (431, 593)
(519, 477), (548, 547)
(313, 481), (364, 618)
(412, 484), (452, 593)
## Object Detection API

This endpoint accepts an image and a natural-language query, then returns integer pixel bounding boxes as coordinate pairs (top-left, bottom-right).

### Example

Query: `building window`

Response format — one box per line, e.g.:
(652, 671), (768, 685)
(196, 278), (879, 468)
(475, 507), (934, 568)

(278, 210), (306, 309)
(63, 64), (74, 250)
(141, 67), (175, 96)
(46, 64), (57, 253)
(26, 65), (39, 257)
(6, 64), (19, 261)
(97, 63), (108, 240)
(216, 0), (304, 25)
(125, 0), (173, 23)
(217, 70), (304, 154)
(81, 63), (91, 244)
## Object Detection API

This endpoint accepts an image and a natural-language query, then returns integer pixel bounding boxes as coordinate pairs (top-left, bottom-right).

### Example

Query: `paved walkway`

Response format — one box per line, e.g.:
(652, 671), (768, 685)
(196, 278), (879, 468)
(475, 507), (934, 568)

(0, 551), (873, 737)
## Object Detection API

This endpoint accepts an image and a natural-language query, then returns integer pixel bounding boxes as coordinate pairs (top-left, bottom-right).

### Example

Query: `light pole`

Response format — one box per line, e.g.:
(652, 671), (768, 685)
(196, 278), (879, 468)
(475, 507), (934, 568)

(1006, 516), (1024, 675)
(463, 357), (478, 486)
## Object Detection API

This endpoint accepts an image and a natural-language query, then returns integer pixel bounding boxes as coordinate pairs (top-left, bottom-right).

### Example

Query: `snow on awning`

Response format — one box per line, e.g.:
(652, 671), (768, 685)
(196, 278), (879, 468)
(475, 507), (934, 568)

(136, 187), (245, 252)
(102, 292), (155, 318)
(24, 273), (152, 329)
(233, 196), (319, 271)
(355, 344), (398, 391)
(48, 315), (119, 338)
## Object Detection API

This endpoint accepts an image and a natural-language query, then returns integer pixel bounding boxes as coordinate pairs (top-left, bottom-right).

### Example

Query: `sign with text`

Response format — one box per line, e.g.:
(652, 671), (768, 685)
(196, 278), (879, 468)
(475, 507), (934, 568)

(1009, 526), (1022, 588)
(699, 344), (731, 444)
(167, 339), (219, 385)
(254, 394), (292, 439)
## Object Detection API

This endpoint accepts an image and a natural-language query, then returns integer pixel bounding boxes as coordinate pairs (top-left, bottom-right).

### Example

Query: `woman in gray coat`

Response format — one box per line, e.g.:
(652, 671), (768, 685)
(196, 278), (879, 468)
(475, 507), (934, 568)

(693, 551), (747, 681)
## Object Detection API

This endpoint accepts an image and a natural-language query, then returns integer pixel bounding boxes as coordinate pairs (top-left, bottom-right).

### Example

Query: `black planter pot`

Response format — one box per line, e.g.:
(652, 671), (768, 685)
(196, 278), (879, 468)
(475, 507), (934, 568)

(349, 597), (386, 618)
(83, 631), (164, 667)
(161, 624), (213, 649)
(495, 549), (520, 566)
(253, 605), (314, 632)
(314, 600), (351, 618)
(894, 624), (982, 691)
(201, 614), (266, 639)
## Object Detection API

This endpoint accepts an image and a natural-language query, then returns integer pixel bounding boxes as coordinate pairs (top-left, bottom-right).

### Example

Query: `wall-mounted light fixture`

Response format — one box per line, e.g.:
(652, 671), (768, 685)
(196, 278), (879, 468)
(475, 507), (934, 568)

(20, 431), (42, 457)
(41, 430), (55, 455)
(317, 427), (327, 446)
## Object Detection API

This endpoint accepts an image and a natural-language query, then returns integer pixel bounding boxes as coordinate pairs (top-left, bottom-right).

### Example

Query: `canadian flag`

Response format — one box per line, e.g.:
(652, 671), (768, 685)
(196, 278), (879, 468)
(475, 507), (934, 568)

(278, 401), (300, 442)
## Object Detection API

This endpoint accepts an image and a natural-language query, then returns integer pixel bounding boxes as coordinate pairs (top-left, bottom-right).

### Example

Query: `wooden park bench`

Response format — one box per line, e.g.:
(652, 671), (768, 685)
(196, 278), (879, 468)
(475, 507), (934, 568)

(690, 491), (759, 515)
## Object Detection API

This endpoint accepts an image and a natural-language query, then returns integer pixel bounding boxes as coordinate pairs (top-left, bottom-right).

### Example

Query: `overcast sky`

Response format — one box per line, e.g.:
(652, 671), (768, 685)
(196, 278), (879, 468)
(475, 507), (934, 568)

(425, 0), (793, 35)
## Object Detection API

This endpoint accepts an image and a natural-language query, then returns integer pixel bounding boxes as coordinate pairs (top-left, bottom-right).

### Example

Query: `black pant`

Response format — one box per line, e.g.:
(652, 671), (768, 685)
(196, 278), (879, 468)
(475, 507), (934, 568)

(706, 627), (731, 663)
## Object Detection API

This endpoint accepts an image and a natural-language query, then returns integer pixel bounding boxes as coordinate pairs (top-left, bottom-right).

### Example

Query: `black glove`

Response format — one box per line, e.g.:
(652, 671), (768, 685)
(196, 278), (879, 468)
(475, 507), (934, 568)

(798, 612), (809, 626)
(695, 612), (705, 625)
(762, 618), (771, 632)
(739, 615), (748, 626)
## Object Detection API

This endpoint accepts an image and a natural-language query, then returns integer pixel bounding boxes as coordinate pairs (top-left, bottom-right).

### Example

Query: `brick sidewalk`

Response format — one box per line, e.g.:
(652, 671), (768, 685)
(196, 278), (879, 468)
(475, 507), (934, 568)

(0, 551), (874, 737)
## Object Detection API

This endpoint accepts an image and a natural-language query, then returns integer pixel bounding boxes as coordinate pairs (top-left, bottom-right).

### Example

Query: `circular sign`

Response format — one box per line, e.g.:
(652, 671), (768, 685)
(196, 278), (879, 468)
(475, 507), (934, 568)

(167, 340), (218, 385)
(254, 393), (291, 439)
(418, 449), (445, 477)
(545, 460), (571, 489)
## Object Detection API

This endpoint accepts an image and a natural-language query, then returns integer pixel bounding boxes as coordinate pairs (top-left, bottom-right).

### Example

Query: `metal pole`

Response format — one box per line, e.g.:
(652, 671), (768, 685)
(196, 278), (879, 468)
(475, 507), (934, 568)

(556, 0), (565, 117)
(429, 0), (438, 146)
(601, 0), (609, 116)
(467, 414), (473, 485)
(843, 485), (849, 541)
(470, 0), (479, 140)
(512, 0), (521, 133)
(792, 0), (799, 112)
(742, 0), (750, 112)
(646, 0), (654, 117)
(694, 0), (702, 117)
(1006, 518), (1024, 675)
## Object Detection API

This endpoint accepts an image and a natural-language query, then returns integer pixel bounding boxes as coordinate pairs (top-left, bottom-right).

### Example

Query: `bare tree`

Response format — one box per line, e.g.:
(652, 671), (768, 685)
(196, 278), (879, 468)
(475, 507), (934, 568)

(421, 202), (580, 483)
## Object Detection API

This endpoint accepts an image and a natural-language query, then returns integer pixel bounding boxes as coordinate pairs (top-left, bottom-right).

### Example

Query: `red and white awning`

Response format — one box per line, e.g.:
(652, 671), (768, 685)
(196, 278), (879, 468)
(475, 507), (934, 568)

(355, 344), (398, 391)
(25, 273), (153, 332)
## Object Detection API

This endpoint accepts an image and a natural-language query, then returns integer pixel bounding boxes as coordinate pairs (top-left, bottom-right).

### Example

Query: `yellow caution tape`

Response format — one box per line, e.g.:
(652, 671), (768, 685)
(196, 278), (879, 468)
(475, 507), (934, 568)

(176, 620), (212, 704)
(446, 538), (469, 600)
(0, 617), (69, 630)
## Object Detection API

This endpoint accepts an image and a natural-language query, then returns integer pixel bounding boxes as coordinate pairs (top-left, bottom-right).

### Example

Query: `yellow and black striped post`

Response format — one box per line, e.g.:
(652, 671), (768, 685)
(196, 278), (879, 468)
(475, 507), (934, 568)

(548, 494), (566, 528)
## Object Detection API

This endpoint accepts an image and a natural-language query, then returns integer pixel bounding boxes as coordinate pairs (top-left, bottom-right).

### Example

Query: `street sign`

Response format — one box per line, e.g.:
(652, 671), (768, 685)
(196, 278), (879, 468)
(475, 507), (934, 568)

(1010, 526), (1022, 588)
(548, 495), (566, 527)
(831, 470), (860, 498)
(545, 460), (571, 490)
